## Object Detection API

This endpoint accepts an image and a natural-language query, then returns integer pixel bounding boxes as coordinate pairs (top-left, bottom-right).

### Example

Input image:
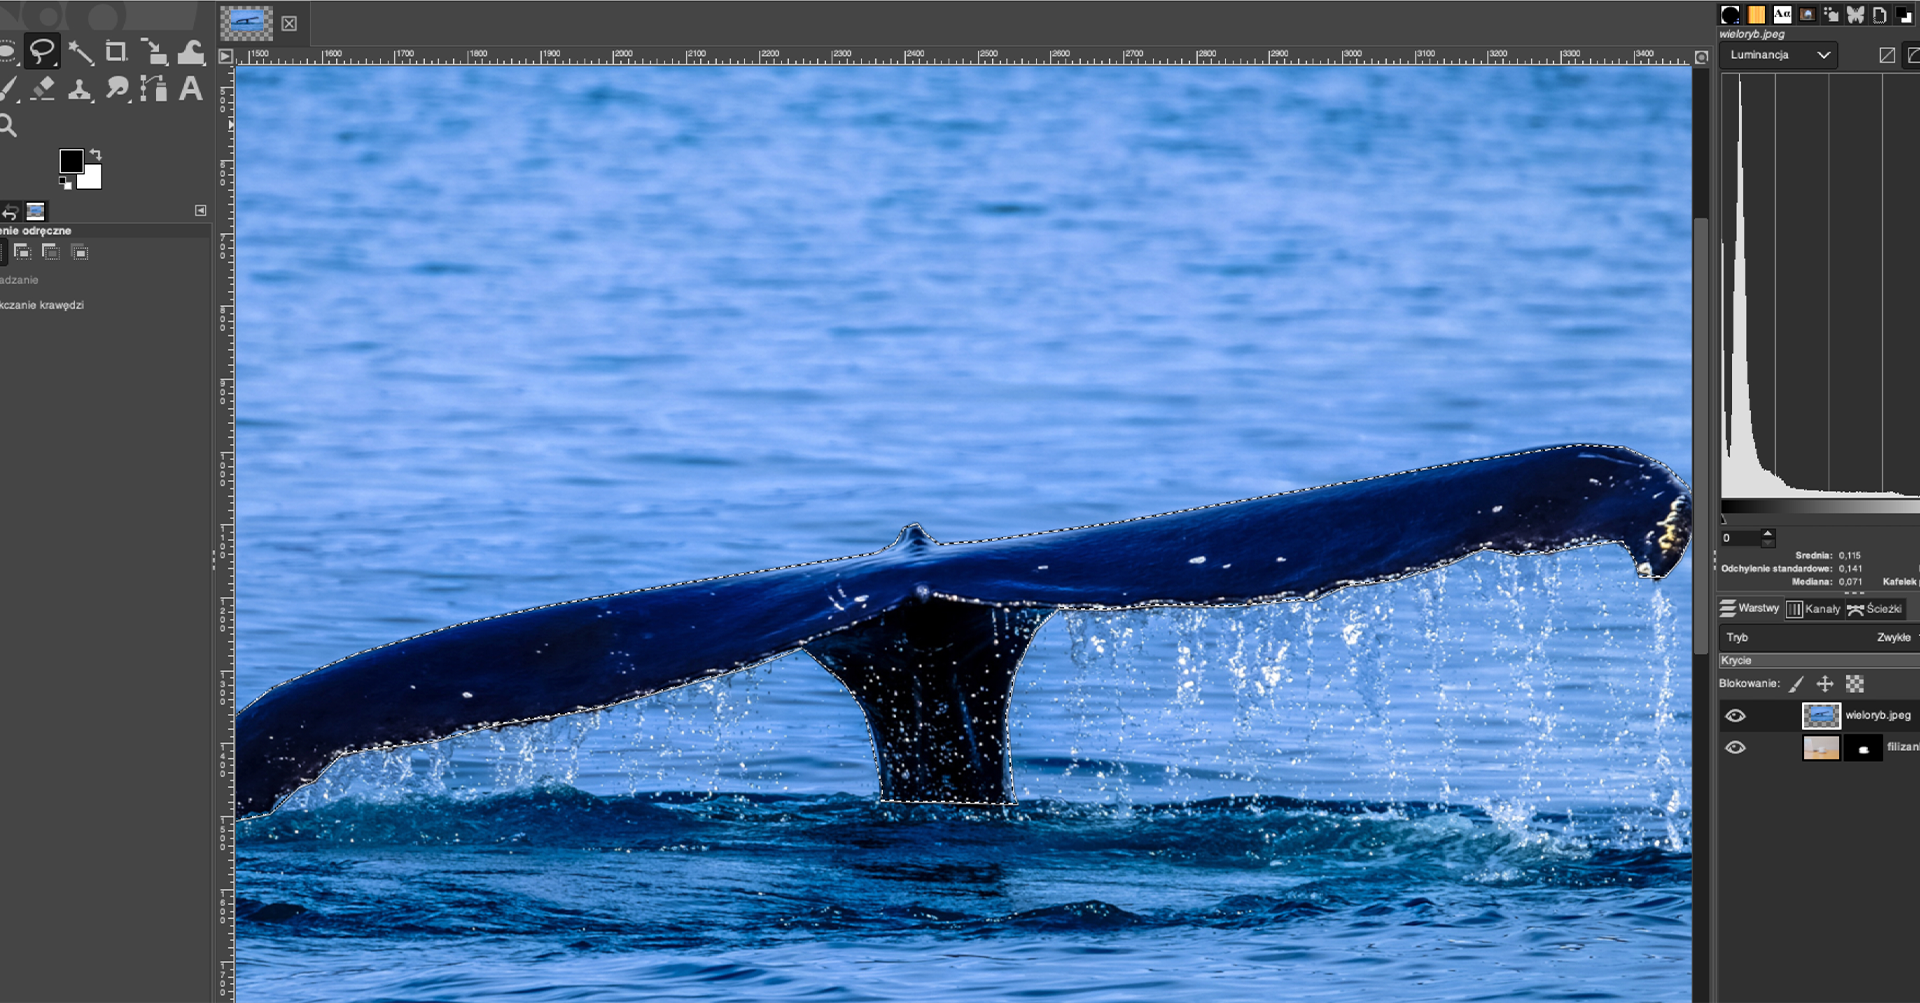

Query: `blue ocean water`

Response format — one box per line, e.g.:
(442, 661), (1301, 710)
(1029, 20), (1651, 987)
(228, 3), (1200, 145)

(236, 66), (1694, 1000)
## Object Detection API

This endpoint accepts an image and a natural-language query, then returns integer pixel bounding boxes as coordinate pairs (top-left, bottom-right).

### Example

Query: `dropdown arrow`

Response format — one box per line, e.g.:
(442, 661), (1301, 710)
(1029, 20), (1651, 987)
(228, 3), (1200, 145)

(1817, 50), (1832, 58)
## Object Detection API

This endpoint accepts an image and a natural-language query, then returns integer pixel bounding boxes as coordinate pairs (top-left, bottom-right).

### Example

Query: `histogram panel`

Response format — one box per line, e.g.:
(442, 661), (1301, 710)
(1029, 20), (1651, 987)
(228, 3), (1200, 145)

(1722, 72), (1918, 498)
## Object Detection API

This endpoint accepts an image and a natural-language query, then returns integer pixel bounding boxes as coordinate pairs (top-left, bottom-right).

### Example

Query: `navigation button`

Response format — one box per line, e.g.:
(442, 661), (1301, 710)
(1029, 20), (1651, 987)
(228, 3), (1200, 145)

(1798, 597), (1906, 620)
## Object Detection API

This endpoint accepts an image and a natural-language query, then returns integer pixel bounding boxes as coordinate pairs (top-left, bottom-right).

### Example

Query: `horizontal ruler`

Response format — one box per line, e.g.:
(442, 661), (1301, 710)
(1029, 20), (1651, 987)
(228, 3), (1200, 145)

(228, 44), (1703, 67)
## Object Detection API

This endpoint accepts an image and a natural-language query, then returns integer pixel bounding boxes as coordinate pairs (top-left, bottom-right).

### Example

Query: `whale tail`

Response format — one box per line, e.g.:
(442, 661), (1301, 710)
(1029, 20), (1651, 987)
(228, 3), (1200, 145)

(237, 444), (1690, 817)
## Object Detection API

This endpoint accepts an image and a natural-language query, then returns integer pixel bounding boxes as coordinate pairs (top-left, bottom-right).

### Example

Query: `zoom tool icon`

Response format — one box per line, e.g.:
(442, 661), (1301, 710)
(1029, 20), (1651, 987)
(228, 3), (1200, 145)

(1725, 708), (1747, 723)
(1725, 740), (1748, 754)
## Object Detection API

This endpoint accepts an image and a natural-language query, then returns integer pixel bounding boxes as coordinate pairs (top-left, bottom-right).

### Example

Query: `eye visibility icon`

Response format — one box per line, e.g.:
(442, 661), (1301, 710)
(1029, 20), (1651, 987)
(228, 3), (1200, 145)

(1725, 740), (1748, 754)
(1724, 708), (1748, 723)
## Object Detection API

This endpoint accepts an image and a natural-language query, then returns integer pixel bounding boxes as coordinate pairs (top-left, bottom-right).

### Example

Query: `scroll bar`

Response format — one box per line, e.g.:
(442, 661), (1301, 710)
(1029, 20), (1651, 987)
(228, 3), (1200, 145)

(1695, 215), (1710, 659)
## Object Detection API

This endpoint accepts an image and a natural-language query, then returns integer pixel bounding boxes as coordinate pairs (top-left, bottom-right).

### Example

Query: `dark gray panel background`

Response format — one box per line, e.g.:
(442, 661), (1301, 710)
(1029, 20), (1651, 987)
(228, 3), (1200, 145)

(1, 2), (229, 998)
(0, 232), (213, 1001)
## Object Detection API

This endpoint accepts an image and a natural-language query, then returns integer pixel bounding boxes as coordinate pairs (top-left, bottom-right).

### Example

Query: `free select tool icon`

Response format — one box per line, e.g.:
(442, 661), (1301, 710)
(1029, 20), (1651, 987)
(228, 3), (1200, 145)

(24, 32), (59, 69)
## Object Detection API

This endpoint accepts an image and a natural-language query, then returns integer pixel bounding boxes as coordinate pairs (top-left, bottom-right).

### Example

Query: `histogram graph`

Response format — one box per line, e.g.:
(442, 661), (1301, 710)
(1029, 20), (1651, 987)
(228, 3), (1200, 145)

(1721, 72), (1920, 499)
